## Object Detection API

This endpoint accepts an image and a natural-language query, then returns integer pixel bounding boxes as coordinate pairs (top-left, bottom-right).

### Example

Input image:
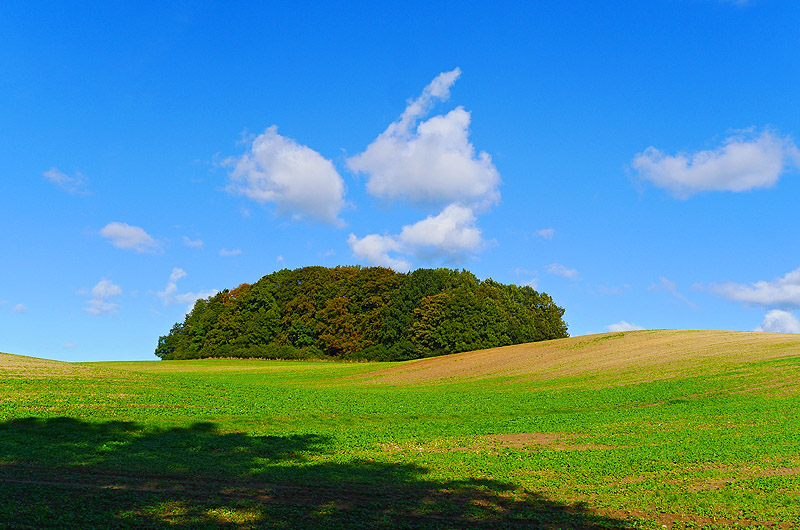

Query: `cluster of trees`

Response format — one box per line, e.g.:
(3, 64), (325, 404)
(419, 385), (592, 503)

(155, 266), (568, 361)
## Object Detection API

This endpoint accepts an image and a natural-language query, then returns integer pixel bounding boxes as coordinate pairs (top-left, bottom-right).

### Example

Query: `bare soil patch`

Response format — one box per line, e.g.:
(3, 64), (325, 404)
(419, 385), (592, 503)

(485, 432), (614, 451)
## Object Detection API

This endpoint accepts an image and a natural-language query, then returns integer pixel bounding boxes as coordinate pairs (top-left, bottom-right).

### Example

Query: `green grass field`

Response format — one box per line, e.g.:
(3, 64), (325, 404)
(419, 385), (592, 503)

(2, 330), (800, 529)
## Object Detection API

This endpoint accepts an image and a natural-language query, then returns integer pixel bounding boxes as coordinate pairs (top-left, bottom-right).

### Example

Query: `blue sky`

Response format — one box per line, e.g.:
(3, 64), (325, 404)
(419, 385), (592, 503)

(3, 1), (800, 361)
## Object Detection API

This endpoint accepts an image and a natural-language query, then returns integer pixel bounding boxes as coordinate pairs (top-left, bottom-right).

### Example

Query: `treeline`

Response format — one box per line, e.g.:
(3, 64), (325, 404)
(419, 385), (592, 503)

(155, 266), (568, 361)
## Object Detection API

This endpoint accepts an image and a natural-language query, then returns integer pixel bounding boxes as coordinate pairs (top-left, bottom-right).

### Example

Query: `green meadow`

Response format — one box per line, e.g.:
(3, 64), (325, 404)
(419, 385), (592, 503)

(1, 330), (799, 529)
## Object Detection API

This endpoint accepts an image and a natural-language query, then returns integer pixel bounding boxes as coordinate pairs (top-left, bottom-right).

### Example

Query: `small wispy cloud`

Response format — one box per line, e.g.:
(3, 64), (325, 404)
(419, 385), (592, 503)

(649, 276), (694, 307)
(43, 167), (89, 194)
(100, 222), (160, 253)
(219, 248), (242, 257)
(545, 263), (580, 280)
(12, 304), (27, 313)
(536, 228), (555, 240)
(183, 236), (204, 249)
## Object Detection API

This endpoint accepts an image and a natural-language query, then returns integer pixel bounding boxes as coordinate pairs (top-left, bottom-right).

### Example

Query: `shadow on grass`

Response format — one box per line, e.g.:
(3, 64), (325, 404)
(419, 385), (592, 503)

(0, 417), (636, 529)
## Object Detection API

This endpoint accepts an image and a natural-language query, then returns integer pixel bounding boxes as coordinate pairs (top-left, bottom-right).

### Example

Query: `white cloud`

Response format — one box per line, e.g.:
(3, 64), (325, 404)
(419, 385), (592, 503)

(521, 278), (539, 289)
(43, 167), (88, 194)
(158, 267), (217, 312)
(183, 236), (204, 248)
(276, 255), (284, 263)
(512, 267), (539, 290)
(12, 304), (27, 313)
(755, 310), (800, 334)
(348, 233), (411, 272)
(545, 263), (580, 280)
(347, 68), (500, 207)
(100, 222), (160, 253)
(710, 267), (800, 308)
(649, 276), (694, 307)
(84, 279), (122, 315)
(632, 129), (799, 198)
(348, 204), (484, 271)
(606, 321), (645, 332)
(219, 248), (242, 257)
(63, 342), (77, 349)
(536, 228), (555, 240)
(226, 126), (346, 225)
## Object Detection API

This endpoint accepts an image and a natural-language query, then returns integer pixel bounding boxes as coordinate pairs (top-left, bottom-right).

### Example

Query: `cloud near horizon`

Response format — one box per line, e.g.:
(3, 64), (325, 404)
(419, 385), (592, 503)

(226, 126), (346, 225)
(348, 204), (484, 271)
(710, 267), (800, 308)
(606, 321), (645, 332)
(755, 310), (800, 334)
(632, 128), (799, 198)
(347, 68), (500, 208)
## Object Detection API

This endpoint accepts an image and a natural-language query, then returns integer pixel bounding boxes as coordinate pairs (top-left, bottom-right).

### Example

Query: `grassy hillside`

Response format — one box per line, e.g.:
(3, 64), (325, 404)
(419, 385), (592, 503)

(2, 330), (800, 529)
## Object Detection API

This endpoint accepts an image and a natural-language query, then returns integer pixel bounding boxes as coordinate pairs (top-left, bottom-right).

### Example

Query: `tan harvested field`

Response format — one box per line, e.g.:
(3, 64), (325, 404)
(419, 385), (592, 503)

(0, 352), (101, 379)
(366, 329), (800, 384)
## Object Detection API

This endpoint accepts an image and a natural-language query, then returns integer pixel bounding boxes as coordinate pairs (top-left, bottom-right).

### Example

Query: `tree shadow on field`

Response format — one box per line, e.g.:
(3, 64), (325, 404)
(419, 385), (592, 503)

(0, 417), (636, 529)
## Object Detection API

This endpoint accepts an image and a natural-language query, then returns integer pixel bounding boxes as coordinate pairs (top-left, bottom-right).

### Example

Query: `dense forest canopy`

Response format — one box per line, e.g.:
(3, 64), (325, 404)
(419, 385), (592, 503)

(155, 266), (568, 361)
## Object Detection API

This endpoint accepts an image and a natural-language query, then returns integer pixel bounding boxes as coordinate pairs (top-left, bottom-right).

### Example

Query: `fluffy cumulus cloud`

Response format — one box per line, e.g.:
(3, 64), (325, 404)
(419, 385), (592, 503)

(348, 204), (483, 271)
(43, 167), (88, 194)
(347, 68), (500, 207)
(158, 267), (218, 312)
(84, 279), (122, 315)
(710, 267), (800, 308)
(100, 222), (160, 253)
(754, 309), (800, 333)
(226, 126), (346, 225)
(755, 310), (800, 334)
(545, 263), (580, 280)
(632, 129), (800, 198)
(606, 321), (645, 332)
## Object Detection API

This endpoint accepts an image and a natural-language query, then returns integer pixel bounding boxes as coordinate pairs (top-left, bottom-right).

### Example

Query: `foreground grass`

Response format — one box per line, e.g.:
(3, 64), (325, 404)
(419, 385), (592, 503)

(1, 331), (800, 529)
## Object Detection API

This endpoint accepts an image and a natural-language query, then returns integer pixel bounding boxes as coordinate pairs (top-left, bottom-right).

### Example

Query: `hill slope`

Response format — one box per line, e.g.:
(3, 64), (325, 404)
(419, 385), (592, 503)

(0, 352), (99, 379)
(366, 329), (800, 384)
